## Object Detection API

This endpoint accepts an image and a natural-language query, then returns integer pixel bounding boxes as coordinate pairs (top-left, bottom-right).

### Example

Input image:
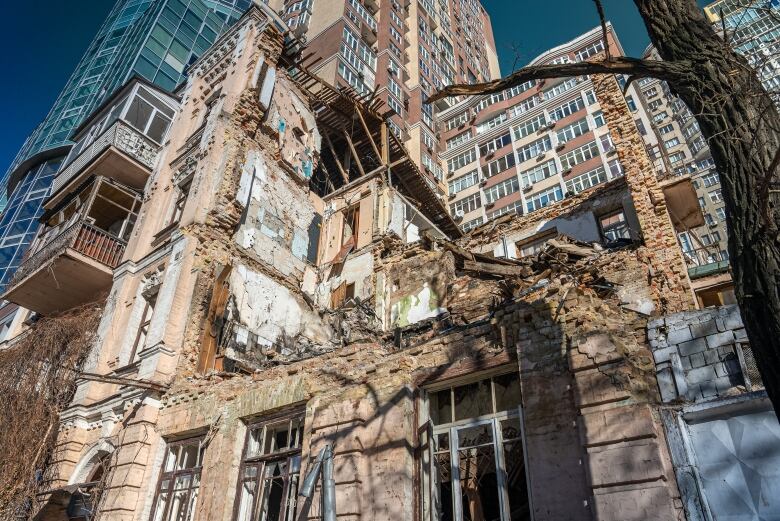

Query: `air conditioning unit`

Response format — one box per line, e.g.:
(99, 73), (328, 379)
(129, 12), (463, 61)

(485, 150), (494, 158)
(607, 149), (617, 155)
(565, 190), (575, 198)
(448, 193), (456, 200)
(479, 179), (488, 187)
(536, 153), (547, 162)
(486, 202), (495, 209)
(547, 121), (556, 129)
(563, 168), (572, 175)
(454, 210), (465, 221)
(556, 143), (565, 151)
(523, 185), (533, 193)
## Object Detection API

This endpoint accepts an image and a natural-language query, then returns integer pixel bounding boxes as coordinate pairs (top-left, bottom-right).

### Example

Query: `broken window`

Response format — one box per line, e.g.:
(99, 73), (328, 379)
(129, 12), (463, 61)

(129, 292), (157, 363)
(150, 437), (205, 521)
(425, 371), (530, 521)
(342, 205), (359, 247)
(516, 230), (556, 258)
(234, 412), (304, 521)
(599, 210), (631, 244)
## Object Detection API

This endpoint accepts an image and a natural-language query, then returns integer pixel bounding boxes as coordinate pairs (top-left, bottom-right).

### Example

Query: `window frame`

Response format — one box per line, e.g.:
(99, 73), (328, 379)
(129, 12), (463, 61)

(232, 409), (306, 521)
(422, 369), (531, 521)
(149, 436), (206, 521)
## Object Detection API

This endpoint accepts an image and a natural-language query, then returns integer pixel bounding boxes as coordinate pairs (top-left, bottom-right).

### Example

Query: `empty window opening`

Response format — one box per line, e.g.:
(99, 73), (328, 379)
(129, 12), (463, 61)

(426, 371), (530, 521)
(342, 205), (359, 247)
(599, 210), (631, 245)
(234, 411), (305, 521)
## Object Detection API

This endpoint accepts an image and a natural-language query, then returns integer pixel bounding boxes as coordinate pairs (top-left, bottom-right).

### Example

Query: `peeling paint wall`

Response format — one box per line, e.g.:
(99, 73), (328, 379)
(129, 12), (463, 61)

(235, 148), (323, 282)
(223, 264), (332, 365)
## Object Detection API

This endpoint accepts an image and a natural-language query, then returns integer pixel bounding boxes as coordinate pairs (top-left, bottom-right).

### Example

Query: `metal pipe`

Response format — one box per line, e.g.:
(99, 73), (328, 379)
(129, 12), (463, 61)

(298, 444), (337, 521)
(299, 446), (326, 498)
(322, 445), (336, 521)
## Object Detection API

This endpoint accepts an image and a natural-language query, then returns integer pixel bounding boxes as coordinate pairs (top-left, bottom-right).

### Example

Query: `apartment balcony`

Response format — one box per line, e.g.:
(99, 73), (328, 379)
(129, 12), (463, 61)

(659, 175), (705, 232)
(361, 23), (378, 45)
(49, 120), (160, 207)
(2, 177), (141, 315)
(683, 247), (730, 279)
(46, 79), (177, 209)
(363, 0), (379, 14)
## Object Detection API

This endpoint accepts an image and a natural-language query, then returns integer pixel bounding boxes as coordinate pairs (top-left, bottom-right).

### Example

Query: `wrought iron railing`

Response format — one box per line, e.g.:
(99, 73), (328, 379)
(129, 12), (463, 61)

(53, 120), (160, 195)
(8, 220), (126, 286)
(681, 246), (728, 268)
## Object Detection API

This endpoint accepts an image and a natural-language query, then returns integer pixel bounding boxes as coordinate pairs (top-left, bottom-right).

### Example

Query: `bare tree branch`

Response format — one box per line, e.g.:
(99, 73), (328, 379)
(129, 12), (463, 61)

(622, 74), (642, 95)
(593, 0), (612, 61)
(427, 57), (690, 102)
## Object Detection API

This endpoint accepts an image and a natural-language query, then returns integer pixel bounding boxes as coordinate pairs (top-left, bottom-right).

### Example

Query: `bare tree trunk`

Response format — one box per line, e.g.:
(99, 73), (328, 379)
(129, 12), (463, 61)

(635, 0), (780, 412)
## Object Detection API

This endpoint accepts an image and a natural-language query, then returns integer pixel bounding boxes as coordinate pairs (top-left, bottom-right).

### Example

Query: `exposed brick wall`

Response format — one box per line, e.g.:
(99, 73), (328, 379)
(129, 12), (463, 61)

(590, 73), (693, 315)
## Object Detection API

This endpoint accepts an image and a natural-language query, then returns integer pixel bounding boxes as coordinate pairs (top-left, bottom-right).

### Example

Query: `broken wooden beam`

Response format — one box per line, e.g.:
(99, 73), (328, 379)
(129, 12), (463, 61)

(462, 259), (530, 278)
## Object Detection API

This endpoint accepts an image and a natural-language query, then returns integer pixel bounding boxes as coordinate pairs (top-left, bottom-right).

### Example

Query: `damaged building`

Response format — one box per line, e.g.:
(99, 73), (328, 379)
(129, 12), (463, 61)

(1, 3), (779, 521)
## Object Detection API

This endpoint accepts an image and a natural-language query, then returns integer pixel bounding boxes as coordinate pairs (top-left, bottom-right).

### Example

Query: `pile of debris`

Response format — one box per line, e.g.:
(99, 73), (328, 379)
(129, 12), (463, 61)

(425, 232), (614, 298)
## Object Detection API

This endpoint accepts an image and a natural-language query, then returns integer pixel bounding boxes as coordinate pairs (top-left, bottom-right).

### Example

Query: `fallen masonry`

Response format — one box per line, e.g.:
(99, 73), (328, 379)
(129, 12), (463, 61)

(2, 5), (779, 521)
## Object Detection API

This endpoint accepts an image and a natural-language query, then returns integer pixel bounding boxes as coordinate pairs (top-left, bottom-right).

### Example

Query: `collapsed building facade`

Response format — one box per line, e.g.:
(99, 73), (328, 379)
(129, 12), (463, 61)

(3, 3), (780, 521)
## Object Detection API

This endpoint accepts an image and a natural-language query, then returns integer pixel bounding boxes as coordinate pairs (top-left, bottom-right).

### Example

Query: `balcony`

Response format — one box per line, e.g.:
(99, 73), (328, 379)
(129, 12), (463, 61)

(2, 177), (141, 315)
(51, 121), (159, 203)
(683, 247), (730, 279)
(46, 79), (177, 209)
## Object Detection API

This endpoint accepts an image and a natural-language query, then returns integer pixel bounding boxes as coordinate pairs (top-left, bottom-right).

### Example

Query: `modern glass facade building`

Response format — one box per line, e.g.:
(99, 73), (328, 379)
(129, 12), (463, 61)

(0, 0), (252, 288)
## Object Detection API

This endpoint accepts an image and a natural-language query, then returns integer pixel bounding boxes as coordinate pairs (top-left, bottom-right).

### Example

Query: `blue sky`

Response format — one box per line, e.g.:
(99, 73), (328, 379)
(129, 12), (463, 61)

(0, 0), (711, 174)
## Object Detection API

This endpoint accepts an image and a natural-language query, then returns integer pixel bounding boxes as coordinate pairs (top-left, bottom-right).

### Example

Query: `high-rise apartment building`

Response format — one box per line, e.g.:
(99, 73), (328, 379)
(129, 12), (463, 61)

(274, 0), (500, 188)
(630, 1), (780, 307)
(634, 45), (734, 307)
(704, 0), (780, 96)
(437, 25), (656, 234)
(0, 0), (252, 288)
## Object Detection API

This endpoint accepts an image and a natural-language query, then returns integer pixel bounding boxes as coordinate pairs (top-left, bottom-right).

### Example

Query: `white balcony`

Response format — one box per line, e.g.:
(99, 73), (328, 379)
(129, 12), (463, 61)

(47, 79), (178, 209)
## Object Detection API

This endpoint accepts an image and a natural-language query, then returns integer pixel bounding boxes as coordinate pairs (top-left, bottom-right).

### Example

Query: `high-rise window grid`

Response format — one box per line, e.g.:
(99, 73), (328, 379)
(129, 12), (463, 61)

(484, 177), (519, 204)
(560, 140), (600, 170)
(565, 165), (608, 194)
(448, 148), (477, 173)
(448, 170), (479, 195)
(526, 185), (563, 213)
(447, 130), (472, 150)
(479, 133), (511, 156)
(556, 118), (590, 144)
(517, 136), (552, 163)
(450, 192), (481, 215)
(513, 114), (546, 141)
(548, 96), (585, 122)
(519, 159), (557, 187)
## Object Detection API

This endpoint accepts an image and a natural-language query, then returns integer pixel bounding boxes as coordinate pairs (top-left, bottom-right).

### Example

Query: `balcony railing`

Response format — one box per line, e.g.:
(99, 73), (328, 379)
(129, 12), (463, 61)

(682, 246), (730, 278)
(9, 220), (127, 286)
(53, 120), (161, 195)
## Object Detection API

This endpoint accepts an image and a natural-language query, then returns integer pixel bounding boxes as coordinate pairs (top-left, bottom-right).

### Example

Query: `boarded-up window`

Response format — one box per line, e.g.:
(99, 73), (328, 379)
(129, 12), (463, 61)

(331, 282), (355, 308)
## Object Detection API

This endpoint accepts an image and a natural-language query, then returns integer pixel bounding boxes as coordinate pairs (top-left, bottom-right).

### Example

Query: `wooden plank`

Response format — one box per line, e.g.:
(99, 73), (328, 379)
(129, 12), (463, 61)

(196, 264), (232, 373)
(324, 131), (349, 183)
(355, 108), (382, 162)
(342, 129), (367, 178)
(462, 259), (528, 277)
